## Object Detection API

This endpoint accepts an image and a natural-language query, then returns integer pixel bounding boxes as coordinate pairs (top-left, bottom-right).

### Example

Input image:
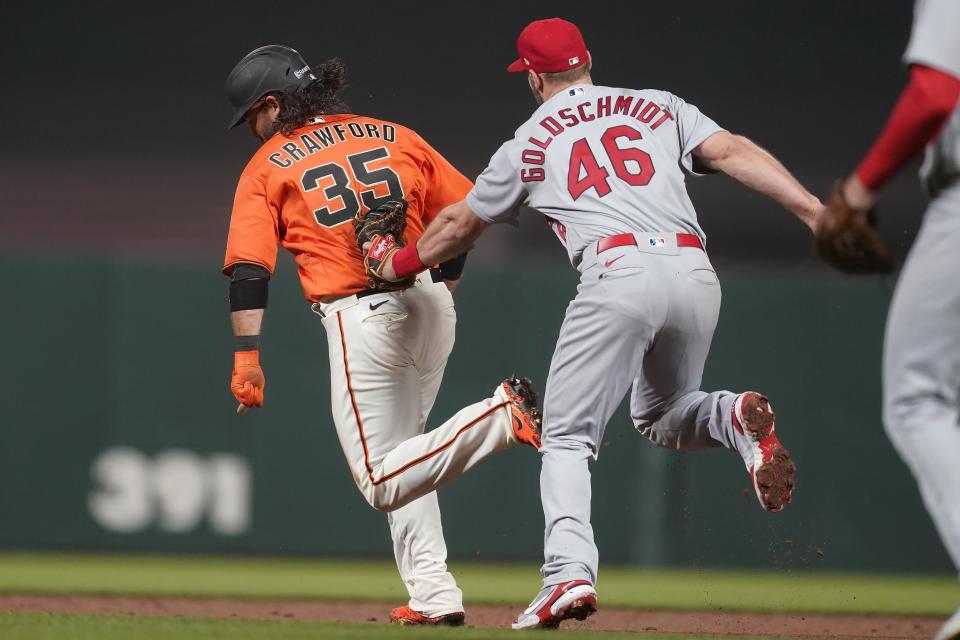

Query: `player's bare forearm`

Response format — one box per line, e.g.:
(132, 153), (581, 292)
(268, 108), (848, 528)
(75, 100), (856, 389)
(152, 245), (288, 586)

(416, 200), (490, 265)
(695, 132), (823, 232)
(231, 308), (264, 337)
(229, 308), (265, 414)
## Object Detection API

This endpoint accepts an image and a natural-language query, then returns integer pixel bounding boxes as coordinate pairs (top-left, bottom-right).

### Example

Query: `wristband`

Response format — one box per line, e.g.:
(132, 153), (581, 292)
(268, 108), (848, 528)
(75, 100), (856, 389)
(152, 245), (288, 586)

(235, 335), (260, 352)
(392, 243), (427, 279)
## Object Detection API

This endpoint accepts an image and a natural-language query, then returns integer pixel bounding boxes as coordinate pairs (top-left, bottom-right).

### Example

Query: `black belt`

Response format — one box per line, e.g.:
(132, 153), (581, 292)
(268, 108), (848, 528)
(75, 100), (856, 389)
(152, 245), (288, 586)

(353, 268), (442, 299)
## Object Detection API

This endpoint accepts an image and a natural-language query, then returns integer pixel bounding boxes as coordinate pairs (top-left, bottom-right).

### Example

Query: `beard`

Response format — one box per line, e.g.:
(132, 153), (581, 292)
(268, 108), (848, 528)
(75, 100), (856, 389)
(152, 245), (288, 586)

(256, 119), (275, 141)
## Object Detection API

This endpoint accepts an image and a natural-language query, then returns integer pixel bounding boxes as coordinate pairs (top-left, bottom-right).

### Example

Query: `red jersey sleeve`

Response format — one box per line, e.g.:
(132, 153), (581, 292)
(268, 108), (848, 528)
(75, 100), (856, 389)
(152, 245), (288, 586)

(415, 136), (473, 224)
(222, 172), (280, 276)
(855, 64), (960, 191)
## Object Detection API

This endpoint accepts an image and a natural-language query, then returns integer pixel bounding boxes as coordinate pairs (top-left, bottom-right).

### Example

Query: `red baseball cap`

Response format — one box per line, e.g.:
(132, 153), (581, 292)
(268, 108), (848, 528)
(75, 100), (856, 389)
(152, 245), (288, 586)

(507, 18), (588, 73)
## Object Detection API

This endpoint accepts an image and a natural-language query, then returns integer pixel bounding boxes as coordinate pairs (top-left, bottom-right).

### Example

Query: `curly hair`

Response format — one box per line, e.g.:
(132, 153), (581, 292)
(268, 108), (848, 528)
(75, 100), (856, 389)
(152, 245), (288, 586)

(272, 58), (350, 136)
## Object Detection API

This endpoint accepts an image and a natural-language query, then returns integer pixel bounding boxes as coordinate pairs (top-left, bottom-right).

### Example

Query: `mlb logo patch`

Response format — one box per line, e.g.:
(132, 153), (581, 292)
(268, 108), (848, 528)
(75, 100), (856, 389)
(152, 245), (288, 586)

(568, 56), (580, 65)
(649, 237), (666, 247)
(568, 87), (585, 96)
(307, 116), (326, 124)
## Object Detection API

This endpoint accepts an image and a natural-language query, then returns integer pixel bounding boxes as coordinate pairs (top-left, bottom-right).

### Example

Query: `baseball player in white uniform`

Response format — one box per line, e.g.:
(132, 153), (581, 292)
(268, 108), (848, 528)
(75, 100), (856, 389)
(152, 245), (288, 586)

(223, 45), (544, 627)
(829, 2), (960, 638)
(367, 18), (824, 629)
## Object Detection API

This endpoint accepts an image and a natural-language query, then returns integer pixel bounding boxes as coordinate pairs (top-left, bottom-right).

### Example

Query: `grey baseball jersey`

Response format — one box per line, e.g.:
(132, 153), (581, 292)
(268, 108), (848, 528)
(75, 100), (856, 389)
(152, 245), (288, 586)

(467, 84), (723, 266)
(883, 0), (960, 586)
(466, 84), (777, 590)
(905, 0), (960, 195)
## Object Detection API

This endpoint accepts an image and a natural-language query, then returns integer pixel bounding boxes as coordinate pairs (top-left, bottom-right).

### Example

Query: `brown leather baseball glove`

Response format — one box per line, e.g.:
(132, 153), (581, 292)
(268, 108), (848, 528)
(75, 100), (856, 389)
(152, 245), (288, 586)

(815, 182), (893, 274)
(353, 200), (416, 290)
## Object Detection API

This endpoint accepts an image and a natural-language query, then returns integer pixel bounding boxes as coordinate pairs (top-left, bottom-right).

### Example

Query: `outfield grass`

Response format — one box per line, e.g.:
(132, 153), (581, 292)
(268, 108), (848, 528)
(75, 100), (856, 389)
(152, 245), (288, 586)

(0, 612), (773, 640)
(0, 552), (957, 616)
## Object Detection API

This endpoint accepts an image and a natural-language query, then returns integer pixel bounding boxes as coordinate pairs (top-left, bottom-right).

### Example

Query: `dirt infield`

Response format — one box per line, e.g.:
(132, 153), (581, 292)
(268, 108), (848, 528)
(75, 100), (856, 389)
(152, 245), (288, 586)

(0, 593), (948, 639)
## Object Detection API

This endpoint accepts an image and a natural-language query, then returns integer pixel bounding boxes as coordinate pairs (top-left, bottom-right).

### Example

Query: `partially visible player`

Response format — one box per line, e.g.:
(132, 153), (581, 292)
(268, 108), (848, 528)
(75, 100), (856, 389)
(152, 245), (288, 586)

(824, 2), (960, 638)
(367, 18), (824, 629)
(222, 45), (542, 627)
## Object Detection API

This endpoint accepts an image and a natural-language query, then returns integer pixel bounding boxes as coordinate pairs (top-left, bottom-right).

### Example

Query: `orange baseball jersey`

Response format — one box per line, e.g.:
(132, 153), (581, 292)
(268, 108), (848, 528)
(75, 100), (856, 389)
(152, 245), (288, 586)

(223, 114), (473, 300)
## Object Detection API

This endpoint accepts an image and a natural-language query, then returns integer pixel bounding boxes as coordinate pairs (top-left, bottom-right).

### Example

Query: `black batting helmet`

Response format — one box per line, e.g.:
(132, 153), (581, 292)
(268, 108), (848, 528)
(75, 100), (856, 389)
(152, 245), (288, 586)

(225, 44), (317, 130)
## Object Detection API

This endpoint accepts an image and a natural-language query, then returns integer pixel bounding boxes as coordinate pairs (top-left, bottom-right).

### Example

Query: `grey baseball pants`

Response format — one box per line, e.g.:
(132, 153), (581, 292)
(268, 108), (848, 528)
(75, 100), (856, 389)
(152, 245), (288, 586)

(882, 181), (960, 574)
(538, 236), (747, 587)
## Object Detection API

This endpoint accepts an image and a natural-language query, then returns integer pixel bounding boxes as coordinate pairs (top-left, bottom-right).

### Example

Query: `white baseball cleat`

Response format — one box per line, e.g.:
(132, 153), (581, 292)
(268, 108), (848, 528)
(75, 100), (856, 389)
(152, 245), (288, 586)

(733, 392), (796, 513)
(512, 579), (597, 629)
(934, 606), (960, 640)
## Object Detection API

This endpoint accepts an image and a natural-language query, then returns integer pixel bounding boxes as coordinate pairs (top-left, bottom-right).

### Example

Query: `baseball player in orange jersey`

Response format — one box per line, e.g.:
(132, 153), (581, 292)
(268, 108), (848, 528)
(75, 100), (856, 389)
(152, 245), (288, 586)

(222, 45), (542, 626)
(367, 18), (826, 629)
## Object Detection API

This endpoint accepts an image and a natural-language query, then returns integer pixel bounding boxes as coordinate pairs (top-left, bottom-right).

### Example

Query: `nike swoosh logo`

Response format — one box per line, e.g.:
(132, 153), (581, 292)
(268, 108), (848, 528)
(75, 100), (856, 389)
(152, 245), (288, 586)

(604, 255), (625, 267)
(369, 300), (389, 310)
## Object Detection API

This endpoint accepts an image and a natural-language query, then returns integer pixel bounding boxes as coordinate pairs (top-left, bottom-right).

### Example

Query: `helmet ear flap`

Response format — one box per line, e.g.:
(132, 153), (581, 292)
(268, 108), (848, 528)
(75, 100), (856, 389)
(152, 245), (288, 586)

(225, 45), (316, 129)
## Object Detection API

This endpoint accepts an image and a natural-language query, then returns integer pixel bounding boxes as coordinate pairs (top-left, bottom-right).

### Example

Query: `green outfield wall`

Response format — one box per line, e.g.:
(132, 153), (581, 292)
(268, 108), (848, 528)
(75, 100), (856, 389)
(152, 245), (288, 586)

(1, 251), (950, 574)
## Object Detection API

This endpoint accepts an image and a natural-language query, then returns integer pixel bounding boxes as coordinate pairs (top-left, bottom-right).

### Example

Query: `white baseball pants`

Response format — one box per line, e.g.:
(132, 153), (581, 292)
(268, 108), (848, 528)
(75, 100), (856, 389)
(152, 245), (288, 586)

(314, 277), (517, 617)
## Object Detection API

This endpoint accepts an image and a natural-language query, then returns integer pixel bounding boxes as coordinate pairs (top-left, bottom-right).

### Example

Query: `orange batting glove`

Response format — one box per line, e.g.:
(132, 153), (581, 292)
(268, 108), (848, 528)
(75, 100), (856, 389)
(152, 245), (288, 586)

(231, 350), (264, 412)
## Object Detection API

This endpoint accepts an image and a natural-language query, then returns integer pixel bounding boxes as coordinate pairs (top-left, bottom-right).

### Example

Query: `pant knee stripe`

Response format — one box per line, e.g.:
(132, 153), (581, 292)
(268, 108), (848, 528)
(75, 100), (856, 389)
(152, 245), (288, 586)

(339, 310), (507, 488)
